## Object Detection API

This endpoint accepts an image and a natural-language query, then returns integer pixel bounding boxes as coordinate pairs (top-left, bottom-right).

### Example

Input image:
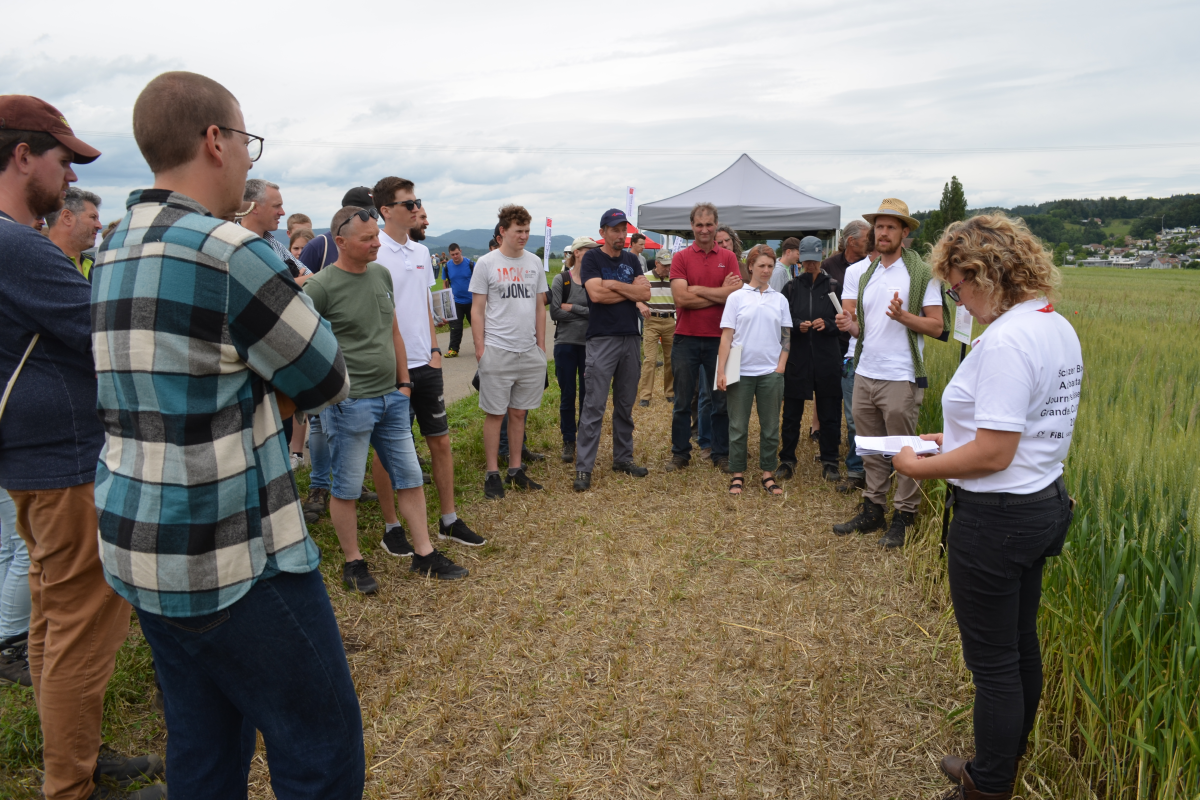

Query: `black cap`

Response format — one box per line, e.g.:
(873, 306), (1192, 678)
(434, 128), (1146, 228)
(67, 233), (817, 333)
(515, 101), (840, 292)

(600, 208), (628, 228)
(342, 186), (373, 208)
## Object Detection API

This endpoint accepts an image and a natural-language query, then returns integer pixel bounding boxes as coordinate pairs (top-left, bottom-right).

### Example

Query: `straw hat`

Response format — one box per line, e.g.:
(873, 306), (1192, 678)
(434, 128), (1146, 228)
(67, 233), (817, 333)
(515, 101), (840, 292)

(862, 198), (920, 231)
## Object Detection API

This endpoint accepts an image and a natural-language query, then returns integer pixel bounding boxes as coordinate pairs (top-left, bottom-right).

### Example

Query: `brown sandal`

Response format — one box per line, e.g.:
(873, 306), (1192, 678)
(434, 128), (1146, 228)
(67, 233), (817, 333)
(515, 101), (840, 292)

(761, 476), (783, 496)
(728, 476), (744, 495)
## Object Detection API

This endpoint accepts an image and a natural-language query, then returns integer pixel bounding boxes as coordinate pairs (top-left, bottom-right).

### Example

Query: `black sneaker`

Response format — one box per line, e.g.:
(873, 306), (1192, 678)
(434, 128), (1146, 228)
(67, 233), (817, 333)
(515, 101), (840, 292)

(411, 549), (469, 580)
(484, 473), (505, 500)
(95, 745), (165, 787)
(612, 461), (648, 477)
(358, 484), (378, 503)
(89, 783), (168, 799)
(302, 487), (329, 524)
(561, 442), (576, 463)
(0, 638), (31, 686)
(342, 560), (379, 594)
(776, 461), (796, 481)
(439, 518), (485, 547)
(833, 499), (886, 536)
(879, 511), (915, 550)
(822, 463), (841, 482)
(638, 399), (650, 407)
(809, 429), (821, 442)
(381, 524), (413, 557)
(505, 467), (543, 491)
(521, 445), (546, 462)
(836, 474), (866, 494)
(573, 471), (592, 492)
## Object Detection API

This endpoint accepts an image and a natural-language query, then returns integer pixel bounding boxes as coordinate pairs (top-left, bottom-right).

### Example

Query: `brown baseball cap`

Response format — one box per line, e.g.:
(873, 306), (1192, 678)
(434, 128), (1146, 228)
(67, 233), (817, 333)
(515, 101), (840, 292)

(0, 95), (101, 164)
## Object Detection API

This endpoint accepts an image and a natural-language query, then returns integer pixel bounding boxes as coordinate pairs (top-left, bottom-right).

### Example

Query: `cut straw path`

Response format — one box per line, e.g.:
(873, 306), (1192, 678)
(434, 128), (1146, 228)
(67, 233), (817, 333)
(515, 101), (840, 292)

(275, 399), (975, 799)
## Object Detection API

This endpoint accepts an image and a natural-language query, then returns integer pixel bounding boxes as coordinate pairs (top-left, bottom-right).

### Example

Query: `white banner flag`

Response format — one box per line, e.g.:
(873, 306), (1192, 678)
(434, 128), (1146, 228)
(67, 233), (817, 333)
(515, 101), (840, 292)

(625, 186), (635, 221)
(544, 218), (552, 272)
(670, 235), (688, 253)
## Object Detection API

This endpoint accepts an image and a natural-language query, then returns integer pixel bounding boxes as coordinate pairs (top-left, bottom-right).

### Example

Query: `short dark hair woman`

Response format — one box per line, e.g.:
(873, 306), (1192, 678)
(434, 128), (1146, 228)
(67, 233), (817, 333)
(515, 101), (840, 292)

(892, 213), (1082, 800)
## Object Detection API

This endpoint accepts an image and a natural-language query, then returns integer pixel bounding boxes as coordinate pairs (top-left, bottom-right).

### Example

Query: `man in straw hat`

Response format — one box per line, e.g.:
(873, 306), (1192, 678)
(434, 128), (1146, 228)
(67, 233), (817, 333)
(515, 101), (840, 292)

(0, 94), (168, 798)
(834, 198), (950, 549)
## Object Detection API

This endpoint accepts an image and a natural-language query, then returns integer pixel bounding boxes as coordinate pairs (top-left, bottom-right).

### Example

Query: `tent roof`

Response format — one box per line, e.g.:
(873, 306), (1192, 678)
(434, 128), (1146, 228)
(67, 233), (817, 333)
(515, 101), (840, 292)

(637, 154), (841, 238)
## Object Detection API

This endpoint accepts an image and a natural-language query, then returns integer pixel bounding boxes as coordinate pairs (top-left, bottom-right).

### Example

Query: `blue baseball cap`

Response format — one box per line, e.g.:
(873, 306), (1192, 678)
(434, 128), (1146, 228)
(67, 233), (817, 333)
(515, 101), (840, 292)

(600, 208), (628, 228)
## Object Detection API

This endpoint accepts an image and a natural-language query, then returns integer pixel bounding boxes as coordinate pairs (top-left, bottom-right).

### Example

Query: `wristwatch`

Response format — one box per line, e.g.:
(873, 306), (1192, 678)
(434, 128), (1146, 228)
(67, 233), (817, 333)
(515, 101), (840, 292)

(397, 381), (414, 390)
(430, 347), (442, 354)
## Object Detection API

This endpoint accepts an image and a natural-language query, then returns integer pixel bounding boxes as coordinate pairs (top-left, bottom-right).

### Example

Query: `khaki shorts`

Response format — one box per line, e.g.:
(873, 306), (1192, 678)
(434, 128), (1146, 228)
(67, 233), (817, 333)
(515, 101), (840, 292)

(477, 346), (547, 415)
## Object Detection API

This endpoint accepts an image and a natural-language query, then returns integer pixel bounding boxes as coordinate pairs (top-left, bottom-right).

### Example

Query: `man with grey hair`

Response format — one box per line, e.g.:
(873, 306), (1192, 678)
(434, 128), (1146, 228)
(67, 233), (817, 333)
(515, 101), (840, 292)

(241, 178), (311, 282)
(45, 187), (102, 279)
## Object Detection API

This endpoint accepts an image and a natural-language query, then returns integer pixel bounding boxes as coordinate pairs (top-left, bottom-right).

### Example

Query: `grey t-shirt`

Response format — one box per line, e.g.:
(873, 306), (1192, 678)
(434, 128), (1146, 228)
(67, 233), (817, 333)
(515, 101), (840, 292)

(770, 261), (792, 293)
(468, 249), (549, 353)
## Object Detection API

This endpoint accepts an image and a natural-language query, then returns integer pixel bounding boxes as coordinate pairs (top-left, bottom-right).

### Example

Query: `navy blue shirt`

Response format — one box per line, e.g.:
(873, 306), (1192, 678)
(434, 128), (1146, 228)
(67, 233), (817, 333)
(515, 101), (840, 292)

(298, 231), (337, 273)
(580, 247), (643, 339)
(0, 211), (105, 490)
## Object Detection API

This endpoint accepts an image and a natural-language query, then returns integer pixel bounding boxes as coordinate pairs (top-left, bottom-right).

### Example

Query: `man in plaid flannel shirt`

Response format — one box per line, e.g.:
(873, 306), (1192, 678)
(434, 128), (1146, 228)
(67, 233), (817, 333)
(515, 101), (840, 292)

(91, 71), (365, 799)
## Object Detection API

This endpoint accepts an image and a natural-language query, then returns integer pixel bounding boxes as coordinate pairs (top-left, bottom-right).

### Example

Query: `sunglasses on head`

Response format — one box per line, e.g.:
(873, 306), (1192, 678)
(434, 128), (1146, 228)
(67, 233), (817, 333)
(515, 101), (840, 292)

(383, 198), (422, 212)
(335, 206), (379, 236)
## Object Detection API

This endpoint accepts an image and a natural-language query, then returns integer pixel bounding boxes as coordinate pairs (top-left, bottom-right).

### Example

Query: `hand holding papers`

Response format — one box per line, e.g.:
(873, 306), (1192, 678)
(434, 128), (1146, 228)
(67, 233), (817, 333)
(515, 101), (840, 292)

(715, 345), (742, 390)
(855, 435), (940, 458)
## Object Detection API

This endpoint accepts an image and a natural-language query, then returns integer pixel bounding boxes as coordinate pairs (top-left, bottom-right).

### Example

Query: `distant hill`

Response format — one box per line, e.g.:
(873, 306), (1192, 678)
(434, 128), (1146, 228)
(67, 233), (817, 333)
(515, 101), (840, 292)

(422, 229), (575, 257)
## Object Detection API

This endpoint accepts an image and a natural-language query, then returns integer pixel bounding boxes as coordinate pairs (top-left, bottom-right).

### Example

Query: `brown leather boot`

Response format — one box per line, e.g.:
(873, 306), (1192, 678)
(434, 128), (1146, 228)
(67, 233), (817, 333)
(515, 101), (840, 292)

(936, 755), (1012, 799)
(940, 754), (970, 784)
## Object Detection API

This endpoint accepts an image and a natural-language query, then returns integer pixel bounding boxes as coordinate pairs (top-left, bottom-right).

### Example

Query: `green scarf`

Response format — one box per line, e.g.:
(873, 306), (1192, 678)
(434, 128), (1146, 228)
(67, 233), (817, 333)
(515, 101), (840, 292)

(852, 248), (949, 388)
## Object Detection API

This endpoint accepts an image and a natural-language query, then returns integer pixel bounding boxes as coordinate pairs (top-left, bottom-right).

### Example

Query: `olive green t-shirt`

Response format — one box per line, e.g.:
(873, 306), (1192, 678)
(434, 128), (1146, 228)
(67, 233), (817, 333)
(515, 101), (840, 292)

(303, 262), (397, 399)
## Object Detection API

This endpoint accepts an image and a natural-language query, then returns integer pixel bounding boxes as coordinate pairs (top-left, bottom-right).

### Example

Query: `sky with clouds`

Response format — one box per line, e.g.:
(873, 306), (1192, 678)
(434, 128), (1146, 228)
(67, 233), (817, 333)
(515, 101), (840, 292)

(10, 0), (1198, 239)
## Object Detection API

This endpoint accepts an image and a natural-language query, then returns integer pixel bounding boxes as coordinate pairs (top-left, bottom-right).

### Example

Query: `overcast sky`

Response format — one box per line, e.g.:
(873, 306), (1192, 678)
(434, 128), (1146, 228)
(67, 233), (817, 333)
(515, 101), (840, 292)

(9, 0), (1197, 239)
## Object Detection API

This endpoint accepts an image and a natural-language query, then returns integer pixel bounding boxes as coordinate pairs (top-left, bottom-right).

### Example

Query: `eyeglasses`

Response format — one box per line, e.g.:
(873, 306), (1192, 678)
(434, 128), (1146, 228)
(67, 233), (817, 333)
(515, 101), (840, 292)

(335, 206), (380, 236)
(201, 126), (264, 162)
(947, 277), (968, 303)
(382, 199), (422, 211)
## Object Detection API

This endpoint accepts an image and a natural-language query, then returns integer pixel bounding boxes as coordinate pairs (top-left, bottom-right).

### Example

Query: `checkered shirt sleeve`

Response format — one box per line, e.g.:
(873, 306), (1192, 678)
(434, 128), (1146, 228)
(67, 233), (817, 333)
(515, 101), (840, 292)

(90, 190), (350, 617)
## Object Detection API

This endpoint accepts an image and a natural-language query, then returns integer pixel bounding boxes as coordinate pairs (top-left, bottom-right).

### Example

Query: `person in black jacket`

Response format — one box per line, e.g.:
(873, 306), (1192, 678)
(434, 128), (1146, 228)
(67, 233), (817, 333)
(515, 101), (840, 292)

(778, 236), (844, 482)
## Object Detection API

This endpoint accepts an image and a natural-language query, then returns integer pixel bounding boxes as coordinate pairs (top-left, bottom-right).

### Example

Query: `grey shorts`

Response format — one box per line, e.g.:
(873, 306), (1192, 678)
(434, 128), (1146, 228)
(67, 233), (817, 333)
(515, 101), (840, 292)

(477, 346), (547, 415)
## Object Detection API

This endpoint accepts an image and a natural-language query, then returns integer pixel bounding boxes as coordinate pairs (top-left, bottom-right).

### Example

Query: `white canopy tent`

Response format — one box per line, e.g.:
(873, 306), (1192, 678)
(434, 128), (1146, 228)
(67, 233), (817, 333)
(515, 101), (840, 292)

(637, 154), (841, 239)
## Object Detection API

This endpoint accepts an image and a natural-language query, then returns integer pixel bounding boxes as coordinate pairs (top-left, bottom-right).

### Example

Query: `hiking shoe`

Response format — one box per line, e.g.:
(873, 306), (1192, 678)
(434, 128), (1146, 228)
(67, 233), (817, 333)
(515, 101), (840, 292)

(561, 442), (576, 463)
(822, 463), (841, 482)
(833, 499), (886, 536)
(879, 510), (915, 550)
(699, 447), (712, 462)
(612, 461), (648, 477)
(0, 639), (31, 687)
(835, 474), (865, 494)
(521, 446), (546, 463)
(381, 524), (414, 557)
(638, 399), (650, 407)
(89, 783), (168, 800)
(713, 456), (733, 473)
(776, 461), (796, 481)
(411, 550), (469, 580)
(445, 348), (458, 358)
(664, 456), (689, 473)
(359, 484), (378, 503)
(666, 395), (674, 402)
(439, 518), (485, 547)
(505, 467), (543, 491)
(302, 487), (330, 523)
(342, 560), (379, 594)
(484, 473), (505, 500)
(573, 471), (592, 492)
(95, 746), (164, 786)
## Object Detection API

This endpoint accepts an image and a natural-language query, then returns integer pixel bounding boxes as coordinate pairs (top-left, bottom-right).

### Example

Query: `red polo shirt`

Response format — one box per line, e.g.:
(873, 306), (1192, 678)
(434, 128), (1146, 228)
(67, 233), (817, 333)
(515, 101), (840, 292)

(669, 243), (741, 337)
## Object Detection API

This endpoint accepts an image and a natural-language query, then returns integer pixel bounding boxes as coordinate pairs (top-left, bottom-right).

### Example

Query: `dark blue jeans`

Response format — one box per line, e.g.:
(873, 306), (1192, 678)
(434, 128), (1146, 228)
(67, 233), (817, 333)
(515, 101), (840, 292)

(670, 334), (728, 460)
(947, 482), (1071, 793)
(138, 569), (365, 800)
(554, 343), (587, 444)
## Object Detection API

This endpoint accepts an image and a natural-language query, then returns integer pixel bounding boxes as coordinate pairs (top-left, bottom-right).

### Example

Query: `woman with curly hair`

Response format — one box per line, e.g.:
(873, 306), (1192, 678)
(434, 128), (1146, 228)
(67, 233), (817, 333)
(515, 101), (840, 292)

(892, 213), (1082, 800)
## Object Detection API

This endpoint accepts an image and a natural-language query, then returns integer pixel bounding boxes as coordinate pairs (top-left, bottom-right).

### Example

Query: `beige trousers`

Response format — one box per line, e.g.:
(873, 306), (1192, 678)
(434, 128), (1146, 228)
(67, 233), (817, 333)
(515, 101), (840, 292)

(851, 375), (925, 513)
(10, 483), (133, 800)
(637, 314), (675, 402)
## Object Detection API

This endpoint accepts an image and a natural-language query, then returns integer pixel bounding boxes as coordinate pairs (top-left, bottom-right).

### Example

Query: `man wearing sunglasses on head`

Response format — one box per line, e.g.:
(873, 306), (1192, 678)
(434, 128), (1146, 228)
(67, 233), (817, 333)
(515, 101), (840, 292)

(303, 204), (469, 592)
(297, 185), (373, 274)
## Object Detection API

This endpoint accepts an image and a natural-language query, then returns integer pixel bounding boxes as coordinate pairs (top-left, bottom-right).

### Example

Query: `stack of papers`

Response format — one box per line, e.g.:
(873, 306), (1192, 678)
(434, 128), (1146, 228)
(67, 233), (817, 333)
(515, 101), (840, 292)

(854, 436), (940, 457)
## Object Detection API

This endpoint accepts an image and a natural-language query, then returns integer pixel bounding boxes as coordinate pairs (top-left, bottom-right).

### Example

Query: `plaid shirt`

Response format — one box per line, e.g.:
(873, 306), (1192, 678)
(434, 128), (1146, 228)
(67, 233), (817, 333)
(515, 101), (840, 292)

(92, 190), (350, 617)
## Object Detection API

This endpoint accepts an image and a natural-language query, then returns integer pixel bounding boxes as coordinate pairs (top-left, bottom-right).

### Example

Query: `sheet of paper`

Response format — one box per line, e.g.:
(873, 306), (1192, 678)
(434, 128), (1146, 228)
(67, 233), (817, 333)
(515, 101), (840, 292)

(828, 292), (841, 312)
(854, 435), (940, 457)
(953, 304), (973, 345)
(716, 345), (742, 389)
(432, 289), (457, 321)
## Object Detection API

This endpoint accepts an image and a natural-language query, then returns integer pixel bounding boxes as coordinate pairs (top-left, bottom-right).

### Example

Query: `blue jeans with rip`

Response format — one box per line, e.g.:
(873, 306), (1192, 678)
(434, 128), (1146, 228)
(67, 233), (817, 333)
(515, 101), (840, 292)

(137, 568), (365, 800)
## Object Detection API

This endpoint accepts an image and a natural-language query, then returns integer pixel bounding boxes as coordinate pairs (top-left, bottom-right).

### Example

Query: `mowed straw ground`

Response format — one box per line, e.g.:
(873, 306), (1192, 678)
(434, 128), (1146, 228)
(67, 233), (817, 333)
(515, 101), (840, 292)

(257, 393), (976, 800)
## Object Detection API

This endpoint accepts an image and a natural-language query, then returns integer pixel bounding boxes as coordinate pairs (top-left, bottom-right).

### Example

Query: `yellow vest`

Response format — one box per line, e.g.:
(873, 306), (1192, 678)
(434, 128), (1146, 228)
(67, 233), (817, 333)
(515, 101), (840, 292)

(71, 254), (94, 280)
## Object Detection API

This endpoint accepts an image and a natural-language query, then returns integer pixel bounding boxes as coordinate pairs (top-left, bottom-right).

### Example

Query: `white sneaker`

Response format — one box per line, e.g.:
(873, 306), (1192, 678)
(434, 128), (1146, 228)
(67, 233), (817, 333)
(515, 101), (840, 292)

(290, 453), (304, 471)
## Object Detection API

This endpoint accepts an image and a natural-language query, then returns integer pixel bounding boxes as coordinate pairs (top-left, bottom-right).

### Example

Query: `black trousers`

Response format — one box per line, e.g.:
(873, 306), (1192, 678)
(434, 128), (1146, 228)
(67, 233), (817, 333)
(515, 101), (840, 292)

(447, 301), (472, 352)
(947, 482), (1071, 793)
(779, 394), (841, 465)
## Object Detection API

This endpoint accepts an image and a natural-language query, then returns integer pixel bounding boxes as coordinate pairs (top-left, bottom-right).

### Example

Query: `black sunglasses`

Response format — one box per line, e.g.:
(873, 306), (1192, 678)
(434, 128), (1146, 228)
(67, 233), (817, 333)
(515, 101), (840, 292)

(335, 206), (380, 236)
(382, 198), (422, 211)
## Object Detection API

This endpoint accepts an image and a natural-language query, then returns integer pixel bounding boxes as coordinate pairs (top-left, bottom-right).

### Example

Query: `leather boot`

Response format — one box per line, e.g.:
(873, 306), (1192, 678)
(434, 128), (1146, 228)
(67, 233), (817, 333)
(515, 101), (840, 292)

(935, 755), (1012, 800)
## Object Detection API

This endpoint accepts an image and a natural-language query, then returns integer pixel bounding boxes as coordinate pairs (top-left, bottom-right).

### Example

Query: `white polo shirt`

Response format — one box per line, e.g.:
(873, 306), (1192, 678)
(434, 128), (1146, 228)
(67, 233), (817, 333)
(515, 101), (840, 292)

(377, 231), (436, 369)
(840, 256), (872, 358)
(719, 283), (792, 377)
(849, 257), (942, 382)
(942, 298), (1083, 494)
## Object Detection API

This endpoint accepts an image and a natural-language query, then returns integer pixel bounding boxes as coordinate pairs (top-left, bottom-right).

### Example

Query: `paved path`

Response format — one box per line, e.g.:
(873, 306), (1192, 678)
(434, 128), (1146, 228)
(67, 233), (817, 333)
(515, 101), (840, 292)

(436, 328), (479, 404)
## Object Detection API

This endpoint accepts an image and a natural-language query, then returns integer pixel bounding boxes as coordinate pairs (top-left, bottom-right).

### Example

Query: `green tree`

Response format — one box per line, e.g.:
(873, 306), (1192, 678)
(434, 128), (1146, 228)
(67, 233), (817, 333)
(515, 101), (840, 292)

(535, 246), (545, 258)
(1052, 241), (1069, 267)
(916, 176), (967, 250)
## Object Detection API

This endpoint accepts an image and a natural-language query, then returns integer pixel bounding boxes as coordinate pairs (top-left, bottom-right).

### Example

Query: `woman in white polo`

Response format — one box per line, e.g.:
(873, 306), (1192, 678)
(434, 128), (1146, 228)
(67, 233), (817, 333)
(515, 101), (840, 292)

(717, 245), (792, 496)
(893, 214), (1082, 800)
